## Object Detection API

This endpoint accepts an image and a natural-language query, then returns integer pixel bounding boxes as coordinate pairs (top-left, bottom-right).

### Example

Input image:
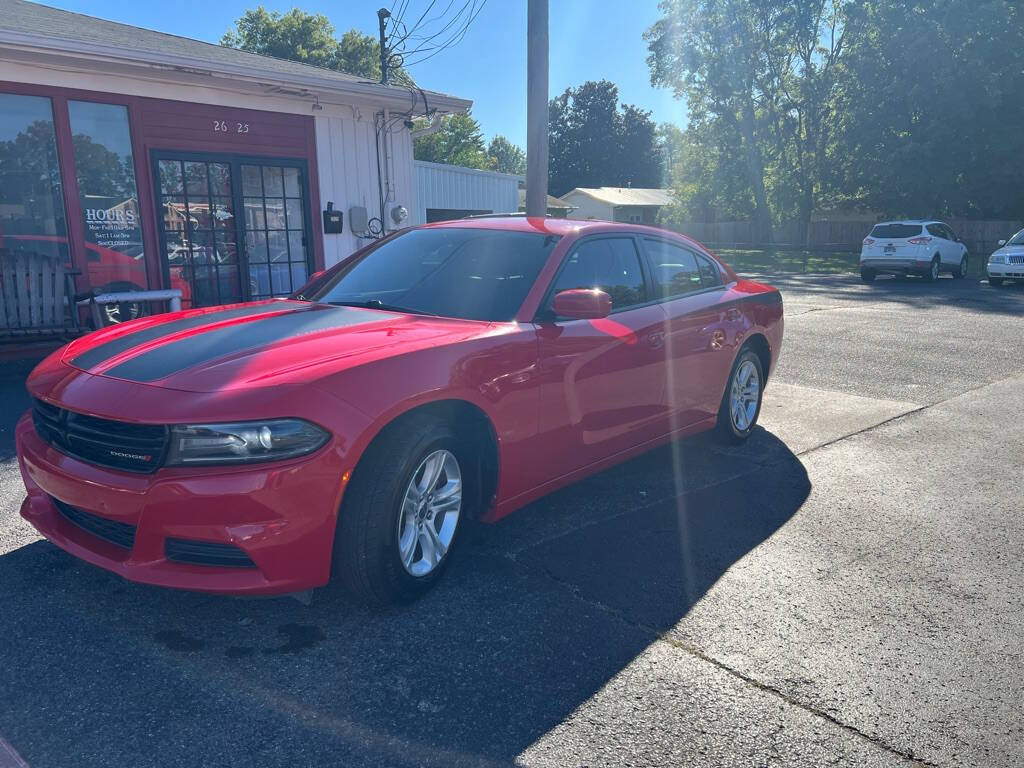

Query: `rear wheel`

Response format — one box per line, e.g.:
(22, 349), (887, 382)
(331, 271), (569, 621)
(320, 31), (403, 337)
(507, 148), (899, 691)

(989, 276), (1004, 287)
(953, 256), (968, 279)
(860, 268), (876, 283)
(922, 257), (940, 282)
(334, 414), (471, 605)
(716, 348), (764, 444)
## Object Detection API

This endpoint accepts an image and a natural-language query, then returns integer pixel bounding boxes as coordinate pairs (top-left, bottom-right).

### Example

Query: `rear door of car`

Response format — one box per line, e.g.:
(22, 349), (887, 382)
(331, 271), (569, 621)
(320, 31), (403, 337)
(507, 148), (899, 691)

(639, 237), (734, 426)
(534, 235), (670, 474)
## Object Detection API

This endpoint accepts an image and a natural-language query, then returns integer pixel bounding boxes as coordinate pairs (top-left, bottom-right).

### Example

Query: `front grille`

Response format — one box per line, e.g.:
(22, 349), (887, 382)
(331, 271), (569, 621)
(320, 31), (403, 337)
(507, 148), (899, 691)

(1008, 255), (1024, 264)
(165, 538), (256, 568)
(33, 399), (168, 473)
(53, 497), (137, 549)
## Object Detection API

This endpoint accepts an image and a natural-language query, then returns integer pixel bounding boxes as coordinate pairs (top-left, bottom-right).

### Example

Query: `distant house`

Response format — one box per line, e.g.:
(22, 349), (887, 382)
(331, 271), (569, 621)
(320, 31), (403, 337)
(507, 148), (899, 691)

(517, 187), (576, 218)
(560, 187), (674, 224)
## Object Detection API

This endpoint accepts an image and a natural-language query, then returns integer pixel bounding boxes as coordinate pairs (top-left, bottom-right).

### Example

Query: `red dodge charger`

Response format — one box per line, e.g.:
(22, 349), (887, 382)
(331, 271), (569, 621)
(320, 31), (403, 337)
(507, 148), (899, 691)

(17, 218), (783, 604)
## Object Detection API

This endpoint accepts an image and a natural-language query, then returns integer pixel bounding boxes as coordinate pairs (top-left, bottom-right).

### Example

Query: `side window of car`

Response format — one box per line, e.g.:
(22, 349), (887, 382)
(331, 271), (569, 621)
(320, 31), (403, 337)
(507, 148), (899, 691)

(695, 253), (723, 287)
(549, 237), (646, 313)
(926, 224), (941, 238)
(642, 238), (703, 298)
(943, 225), (958, 241)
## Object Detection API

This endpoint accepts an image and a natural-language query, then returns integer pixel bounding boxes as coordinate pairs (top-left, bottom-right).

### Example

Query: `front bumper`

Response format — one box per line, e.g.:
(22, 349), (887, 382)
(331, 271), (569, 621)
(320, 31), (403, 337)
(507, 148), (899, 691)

(987, 263), (1024, 279)
(16, 413), (348, 595)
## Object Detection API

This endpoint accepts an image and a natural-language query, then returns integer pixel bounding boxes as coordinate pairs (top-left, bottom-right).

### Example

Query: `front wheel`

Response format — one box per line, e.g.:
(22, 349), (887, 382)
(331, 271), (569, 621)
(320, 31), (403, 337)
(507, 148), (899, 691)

(334, 414), (470, 605)
(716, 348), (764, 444)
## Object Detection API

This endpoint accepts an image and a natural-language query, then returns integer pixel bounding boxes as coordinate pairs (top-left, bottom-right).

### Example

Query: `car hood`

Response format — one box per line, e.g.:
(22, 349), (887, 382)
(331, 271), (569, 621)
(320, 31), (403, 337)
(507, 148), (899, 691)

(993, 246), (1024, 258)
(60, 300), (489, 393)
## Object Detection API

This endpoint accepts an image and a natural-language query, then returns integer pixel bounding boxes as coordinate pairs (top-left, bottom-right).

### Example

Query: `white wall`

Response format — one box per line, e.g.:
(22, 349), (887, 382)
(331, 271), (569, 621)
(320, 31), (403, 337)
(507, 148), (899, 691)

(561, 191), (614, 221)
(314, 111), (417, 267)
(412, 161), (521, 225)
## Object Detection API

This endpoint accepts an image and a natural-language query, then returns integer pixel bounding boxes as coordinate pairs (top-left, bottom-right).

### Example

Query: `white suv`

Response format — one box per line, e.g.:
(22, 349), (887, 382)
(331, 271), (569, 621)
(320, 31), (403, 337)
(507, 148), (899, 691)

(986, 229), (1024, 286)
(859, 220), (969, 282)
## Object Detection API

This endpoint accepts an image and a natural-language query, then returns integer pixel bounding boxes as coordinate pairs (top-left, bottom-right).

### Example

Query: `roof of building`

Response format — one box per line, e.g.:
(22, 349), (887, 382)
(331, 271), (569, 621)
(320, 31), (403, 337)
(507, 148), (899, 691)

(562, 187), (675, 207)
(517, 188), (575, 210)
(0, 0), (470, 112)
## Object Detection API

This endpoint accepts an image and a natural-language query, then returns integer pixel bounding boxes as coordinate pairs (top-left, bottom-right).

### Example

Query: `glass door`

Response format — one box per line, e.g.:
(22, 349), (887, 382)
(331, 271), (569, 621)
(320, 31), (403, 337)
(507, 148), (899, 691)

(153, 153), (313, 308)
(240, 164), (310, 300)
(155, 158), (241, 307)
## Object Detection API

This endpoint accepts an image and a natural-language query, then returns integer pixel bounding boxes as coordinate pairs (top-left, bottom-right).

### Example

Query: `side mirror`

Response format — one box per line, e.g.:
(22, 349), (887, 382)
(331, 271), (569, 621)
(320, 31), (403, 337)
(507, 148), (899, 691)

(551, 288), (612, 320)
(998, 240), (1007, 247)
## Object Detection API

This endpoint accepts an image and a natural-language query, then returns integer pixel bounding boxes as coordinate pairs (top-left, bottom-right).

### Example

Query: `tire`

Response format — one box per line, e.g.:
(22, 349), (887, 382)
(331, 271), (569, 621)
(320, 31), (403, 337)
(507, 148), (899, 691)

(716, 347), (765, 444)
(922, 256), (940, 282)
(334, 413), (473, 605)
(860, 268), (876, 283)
(953, 256), (967, 279)
(989, 276), (1003, 287)
(97, 283), (144, 326)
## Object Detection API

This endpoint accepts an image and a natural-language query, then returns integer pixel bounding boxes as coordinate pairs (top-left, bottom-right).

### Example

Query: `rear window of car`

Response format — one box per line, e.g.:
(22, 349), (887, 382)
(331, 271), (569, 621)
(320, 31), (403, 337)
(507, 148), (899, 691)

(870, 224), (923, 239)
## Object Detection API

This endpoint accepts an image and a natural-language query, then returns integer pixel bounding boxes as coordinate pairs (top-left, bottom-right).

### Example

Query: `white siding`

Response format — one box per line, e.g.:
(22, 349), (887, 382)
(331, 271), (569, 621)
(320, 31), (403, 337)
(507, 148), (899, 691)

(412, 161), (521, 225)
(314, 110), (419, 267)
(561, 191), (614, 221)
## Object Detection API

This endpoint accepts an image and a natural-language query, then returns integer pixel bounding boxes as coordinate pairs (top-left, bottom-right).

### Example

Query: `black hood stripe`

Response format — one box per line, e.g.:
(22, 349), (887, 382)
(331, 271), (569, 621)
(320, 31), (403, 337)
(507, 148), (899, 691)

(72, 302), (294, 371)
(104, 306), (397, 383)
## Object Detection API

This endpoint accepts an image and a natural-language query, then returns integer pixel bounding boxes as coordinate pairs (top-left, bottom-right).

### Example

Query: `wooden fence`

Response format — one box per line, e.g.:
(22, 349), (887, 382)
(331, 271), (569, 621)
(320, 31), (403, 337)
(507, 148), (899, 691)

(673, 219), (1022, 256)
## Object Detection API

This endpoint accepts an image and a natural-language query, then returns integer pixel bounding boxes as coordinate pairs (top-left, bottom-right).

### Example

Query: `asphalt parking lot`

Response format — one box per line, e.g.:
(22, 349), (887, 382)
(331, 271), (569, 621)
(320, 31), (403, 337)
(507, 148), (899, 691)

(1, 275), (1022, 768)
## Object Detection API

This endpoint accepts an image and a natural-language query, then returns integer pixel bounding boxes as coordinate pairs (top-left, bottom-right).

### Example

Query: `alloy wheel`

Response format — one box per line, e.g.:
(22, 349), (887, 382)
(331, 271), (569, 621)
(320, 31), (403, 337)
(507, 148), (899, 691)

(931, 260), (940, 280)
(397, 449), (462, 577)
(729, 360), (760, 432)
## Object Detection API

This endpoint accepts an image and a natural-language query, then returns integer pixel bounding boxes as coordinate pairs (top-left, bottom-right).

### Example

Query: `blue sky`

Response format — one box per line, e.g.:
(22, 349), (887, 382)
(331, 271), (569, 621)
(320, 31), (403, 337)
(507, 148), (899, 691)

(36, 0), (687, 148)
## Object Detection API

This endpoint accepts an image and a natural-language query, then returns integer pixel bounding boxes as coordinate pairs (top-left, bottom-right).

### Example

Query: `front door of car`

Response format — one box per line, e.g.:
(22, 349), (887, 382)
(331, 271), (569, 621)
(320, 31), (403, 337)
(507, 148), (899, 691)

(535, 236), (670, 475)
(640, 237), (733, 426)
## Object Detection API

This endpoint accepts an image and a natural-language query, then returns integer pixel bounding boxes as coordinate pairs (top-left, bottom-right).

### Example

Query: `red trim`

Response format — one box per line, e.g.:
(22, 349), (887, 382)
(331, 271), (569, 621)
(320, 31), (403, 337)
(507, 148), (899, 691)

(0, 80), (324, 288)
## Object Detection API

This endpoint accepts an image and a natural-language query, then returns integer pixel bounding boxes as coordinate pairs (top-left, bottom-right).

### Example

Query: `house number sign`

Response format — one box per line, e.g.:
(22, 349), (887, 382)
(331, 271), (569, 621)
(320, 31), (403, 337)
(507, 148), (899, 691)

(212, 120), (251, 134)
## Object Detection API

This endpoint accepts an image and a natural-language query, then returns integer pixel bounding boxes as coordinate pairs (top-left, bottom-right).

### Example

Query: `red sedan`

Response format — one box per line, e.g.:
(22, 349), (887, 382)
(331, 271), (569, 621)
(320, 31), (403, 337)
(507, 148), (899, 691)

(17, 218), (783, 604)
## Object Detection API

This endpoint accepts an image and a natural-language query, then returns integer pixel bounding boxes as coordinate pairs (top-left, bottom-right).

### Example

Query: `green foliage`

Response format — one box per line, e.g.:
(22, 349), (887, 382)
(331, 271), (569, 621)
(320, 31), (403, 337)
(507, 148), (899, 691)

(487, 136), (526, 175)
(548, 80), (663, 196)
(221, 7), (405, 81)
(647, 0), (1024, 234)
(414, 112), (494, 170)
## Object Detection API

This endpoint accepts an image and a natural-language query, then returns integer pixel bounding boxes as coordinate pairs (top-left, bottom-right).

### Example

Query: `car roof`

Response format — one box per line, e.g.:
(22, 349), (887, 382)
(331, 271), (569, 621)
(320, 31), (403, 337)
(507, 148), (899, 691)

(421, 215), (681, 239)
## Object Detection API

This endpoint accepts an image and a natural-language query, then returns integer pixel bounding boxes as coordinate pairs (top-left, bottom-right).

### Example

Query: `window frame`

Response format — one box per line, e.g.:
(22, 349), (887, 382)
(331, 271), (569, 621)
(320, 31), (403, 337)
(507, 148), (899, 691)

(637, 235), (729, 303)
(535, 233), (655, 322)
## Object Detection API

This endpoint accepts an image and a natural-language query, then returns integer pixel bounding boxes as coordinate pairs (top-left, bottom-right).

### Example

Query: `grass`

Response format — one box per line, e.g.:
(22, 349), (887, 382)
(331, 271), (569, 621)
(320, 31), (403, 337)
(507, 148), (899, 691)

(712, 248), (860, 275)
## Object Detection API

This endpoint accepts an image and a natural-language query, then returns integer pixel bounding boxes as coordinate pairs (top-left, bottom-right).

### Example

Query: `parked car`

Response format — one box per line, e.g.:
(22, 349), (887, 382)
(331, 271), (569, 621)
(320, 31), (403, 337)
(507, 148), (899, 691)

(986, 228), (1024, 286)
(16, 218), (783, 605)
(859, 220), (968, 282)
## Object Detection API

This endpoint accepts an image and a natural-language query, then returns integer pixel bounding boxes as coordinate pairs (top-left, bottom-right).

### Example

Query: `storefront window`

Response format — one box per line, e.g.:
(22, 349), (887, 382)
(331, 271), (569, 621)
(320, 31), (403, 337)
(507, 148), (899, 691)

(67, 100), (147, 293)
(0, 93), (69, 267)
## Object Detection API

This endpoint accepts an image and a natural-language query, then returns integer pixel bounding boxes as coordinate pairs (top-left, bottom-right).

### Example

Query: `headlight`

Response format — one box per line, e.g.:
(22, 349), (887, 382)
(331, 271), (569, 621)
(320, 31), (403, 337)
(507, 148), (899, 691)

(990, 253), (1007, 264)
(165, 419), (329, 466)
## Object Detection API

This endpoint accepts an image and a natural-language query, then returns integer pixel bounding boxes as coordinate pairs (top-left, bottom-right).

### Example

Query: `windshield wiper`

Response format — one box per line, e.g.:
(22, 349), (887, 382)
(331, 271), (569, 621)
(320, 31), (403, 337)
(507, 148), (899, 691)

(326, 299), (437, 317)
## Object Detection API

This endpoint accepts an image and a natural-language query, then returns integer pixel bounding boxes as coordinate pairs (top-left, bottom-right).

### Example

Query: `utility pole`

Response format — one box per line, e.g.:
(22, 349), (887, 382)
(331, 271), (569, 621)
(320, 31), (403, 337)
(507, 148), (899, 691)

(525, 0), (549, 218)
(378, 7), (391, 85)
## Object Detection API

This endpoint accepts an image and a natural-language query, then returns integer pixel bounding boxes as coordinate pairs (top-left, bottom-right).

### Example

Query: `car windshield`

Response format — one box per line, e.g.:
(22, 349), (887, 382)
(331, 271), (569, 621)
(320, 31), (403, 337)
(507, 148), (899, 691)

(1005, 229), (1024, 246)
(869, 223), (923, 239)
(304, 227), (560, 322)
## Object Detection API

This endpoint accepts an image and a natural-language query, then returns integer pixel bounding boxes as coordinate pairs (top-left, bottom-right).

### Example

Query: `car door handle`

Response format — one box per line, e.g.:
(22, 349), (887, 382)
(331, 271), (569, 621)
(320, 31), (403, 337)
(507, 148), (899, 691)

(645, 331), (665, 349)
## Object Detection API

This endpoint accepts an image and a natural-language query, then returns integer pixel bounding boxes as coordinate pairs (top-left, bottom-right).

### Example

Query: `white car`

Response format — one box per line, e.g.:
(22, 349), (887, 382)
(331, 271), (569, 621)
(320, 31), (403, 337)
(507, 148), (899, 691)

(859, 220), (969, 282)
(986, 229), (1024, 286)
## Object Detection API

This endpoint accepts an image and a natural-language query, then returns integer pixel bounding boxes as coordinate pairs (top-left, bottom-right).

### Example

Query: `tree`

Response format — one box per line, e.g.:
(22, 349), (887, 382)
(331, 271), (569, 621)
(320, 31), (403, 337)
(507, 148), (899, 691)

(835, 0), (1024, 219)
(413, 112), (493, 170)
(221, 7), (406, 81)
(547, 80), (663, 196)
(487, 136), (526, 175)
